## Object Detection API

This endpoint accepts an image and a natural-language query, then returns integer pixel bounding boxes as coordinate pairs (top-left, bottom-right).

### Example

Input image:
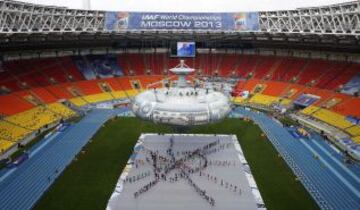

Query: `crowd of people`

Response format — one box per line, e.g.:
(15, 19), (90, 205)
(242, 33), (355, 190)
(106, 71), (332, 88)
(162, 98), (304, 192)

(124, 171), (151, 183)
(127, 136), (241, 207)
(199, 171), (242, 195)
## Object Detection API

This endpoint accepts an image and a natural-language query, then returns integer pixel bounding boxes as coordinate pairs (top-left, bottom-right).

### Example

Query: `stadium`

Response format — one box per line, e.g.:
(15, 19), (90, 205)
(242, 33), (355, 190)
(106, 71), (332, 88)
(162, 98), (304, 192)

(0, 0), (359, 209)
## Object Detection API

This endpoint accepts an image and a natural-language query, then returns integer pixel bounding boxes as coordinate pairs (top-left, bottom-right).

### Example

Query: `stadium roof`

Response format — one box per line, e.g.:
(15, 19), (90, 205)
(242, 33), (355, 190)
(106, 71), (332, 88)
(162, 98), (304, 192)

(0, 0), (359, 53)
(20, 0), (354, 12)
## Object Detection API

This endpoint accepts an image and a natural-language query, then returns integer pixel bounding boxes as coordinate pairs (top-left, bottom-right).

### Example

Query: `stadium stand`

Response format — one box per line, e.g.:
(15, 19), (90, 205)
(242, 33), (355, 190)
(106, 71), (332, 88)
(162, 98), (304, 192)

(249, 94), (280, 106)
(252, 56), (278, 79)
(331, 97), (360, 118)
(76, 80), (103, 95)
(0, 103), (76, 152)
(5, 104), (74, 131)
(306, 107), (354, 130)
(281, 58), (307, 82)
(346, 126), (360, 136)
(0, 94), (34, 116)
(261, 81), (289, 97)
(296, 59), (334, 85)
(0, 120), (31, 148)
(353, 136), (360, 143)
(0, 139), (15, 153)
(0, 52), (359, 155)
(127, 54), (146, 75)
(31, 87), (58, 104)
(218, 54), (237, 77)
(325, 63), (360, 90)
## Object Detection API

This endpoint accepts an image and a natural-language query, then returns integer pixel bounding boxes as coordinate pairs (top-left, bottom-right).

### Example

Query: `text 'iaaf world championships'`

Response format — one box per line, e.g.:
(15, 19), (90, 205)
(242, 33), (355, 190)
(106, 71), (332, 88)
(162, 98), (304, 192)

(141, 14), (222, 21)
(139, 14), (224, 29)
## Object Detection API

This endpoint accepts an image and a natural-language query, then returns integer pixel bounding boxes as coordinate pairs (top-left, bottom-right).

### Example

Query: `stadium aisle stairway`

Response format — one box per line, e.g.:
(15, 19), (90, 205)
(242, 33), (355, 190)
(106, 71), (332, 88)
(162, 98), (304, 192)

(0, 108), (126, 210)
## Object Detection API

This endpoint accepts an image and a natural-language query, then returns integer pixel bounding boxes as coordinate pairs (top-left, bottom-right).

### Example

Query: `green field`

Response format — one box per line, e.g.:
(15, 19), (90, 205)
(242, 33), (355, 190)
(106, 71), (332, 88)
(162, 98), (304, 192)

(34, 117), (319, 210)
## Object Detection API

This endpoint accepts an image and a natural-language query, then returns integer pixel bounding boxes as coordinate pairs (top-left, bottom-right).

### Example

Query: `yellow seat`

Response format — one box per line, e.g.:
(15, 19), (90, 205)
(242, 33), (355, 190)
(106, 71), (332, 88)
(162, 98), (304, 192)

(345, 125), (360, 136)
(0, 103), (76, 153)
(69, 97), (88, 106)
(311, 108), (353, 129)
(0, 139), (15, 153)
(352, 136), (360, 143)
(249, 94), (281, 106)
(0, 120), (31, 142)
(83, 92), (113, 103)
(233, 97), (246, 104)
(113, 89), (139, 99)
(47, 103), (77, 119)
(301, 105), (319, 115)
(69, 90), (139, 107)
(280, 98), (292, 105)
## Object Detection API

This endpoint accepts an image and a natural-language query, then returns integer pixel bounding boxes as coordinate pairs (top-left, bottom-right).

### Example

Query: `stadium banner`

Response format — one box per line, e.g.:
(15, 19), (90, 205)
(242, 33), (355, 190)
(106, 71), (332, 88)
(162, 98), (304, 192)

(105, 12), (259, 31)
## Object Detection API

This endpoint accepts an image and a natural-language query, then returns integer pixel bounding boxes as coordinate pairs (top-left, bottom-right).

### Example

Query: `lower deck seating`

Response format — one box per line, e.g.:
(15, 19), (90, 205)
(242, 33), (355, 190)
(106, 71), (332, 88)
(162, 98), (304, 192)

(233, 97), (246, 104)
(249, 94), (281, 106)
(0, 139), (15, 153)
(83, 93), (113, 103)
(345, 126), (360, 136)
(112, 89), (139, 99)
(307, 108), (353, 130)
(301, 106), (319, 115)
(68, 89), (139, 106)
(47, 103), (76, 119)
(6, 106), (59, 130)
(353, 136), (360, 143)
(69, 97), (88, 107)
(0, 121), (31, 150)
(0, 103), (76, 153)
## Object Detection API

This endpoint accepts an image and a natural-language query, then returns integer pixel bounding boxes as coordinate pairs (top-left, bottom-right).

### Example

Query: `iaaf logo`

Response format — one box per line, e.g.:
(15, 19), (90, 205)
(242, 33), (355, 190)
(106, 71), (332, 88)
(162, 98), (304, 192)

(141, 14), (178, 20)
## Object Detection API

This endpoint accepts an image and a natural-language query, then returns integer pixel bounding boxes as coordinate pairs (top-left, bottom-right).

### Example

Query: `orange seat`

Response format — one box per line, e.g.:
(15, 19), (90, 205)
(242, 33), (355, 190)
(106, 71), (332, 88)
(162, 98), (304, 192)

(0, 95), (34, 116)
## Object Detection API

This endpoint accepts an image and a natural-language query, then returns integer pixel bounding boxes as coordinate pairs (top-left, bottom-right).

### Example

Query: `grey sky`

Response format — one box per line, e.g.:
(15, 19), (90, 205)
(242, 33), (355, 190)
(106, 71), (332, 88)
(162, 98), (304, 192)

(21, 0), (352, 12)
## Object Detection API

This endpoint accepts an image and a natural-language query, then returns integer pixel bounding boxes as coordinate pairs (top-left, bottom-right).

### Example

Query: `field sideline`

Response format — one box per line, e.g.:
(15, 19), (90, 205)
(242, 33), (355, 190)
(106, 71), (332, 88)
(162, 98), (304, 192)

(34, 117), (319, 210)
